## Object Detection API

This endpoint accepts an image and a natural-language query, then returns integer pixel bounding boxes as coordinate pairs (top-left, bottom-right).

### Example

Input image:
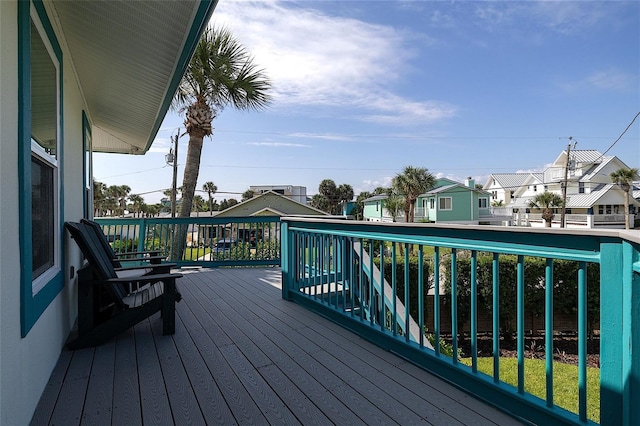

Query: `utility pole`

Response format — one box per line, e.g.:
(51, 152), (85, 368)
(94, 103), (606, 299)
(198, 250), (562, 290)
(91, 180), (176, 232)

(560, 137), (574, 228)
(165, 130), (179, 218)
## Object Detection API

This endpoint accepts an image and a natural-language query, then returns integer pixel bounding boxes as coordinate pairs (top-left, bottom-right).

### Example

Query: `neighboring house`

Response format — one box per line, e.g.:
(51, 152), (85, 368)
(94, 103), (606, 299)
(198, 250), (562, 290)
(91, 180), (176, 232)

(0, 1), (214, 424)
(492, 149), (639, 228)
(363, 178), (492, 225)
(362, 194), (396, 222)
(189, 191), (328, 247)
(249, 185), (308, 204)
(483, 173), (543, 206)
(416, 178), (491, 224)
(215, 190), (328, 218)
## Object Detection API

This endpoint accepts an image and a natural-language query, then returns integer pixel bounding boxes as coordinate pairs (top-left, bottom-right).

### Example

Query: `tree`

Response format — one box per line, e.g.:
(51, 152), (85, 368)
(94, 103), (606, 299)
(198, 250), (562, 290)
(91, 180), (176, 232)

(392, 166), (435, 222)
(202, 181), (217, 215)
(172, 26), (270, 257)
(312, 180), (354, 214)
(491, 200), (504, 207)
(528, 191), (564, 227)
(128, 194), (145, 217)
(192, 195), (206, 216)
(610, 167), (639, 229)
(93, 181), (107, 217)
(384, 190), (404, 222)
(242, 189), (256, 201)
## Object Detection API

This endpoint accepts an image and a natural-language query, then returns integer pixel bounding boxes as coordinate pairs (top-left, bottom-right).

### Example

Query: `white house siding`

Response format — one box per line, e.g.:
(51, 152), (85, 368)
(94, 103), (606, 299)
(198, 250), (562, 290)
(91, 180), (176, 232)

(1, 2), (85, 423)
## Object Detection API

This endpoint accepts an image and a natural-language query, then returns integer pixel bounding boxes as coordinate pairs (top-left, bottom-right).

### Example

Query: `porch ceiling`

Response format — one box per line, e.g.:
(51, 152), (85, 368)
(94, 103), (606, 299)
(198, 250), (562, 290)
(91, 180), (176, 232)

(49, 0), (216, 154)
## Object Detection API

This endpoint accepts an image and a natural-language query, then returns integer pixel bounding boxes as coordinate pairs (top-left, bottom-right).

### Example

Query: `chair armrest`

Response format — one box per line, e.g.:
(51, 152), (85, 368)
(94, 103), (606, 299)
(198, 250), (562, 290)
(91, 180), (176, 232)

(115, 263), (177, 272)
(114, 250), (163, 257)
(102, 273), (182, 285)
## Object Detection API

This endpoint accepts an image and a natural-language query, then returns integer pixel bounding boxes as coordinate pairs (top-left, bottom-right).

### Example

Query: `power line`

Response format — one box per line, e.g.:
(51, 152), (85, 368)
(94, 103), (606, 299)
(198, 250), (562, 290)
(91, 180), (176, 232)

(598, 111), (640, 159)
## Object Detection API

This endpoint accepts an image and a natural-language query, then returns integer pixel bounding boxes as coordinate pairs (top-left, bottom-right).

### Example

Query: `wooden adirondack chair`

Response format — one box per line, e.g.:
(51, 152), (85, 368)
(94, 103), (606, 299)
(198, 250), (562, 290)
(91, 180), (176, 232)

(81, 218), (166, 266)
(65, 221), (182, 350)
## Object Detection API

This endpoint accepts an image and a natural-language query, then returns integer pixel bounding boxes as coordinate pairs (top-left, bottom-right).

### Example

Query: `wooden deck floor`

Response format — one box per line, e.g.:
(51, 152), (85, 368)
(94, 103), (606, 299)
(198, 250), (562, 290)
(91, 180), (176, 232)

(31, 268), (522, 425)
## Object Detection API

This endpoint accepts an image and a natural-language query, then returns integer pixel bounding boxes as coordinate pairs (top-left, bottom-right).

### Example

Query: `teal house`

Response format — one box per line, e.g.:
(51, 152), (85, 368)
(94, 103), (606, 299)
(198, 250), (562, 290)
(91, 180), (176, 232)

(416, 178), (490, 224)
(362, 194), (394, 222)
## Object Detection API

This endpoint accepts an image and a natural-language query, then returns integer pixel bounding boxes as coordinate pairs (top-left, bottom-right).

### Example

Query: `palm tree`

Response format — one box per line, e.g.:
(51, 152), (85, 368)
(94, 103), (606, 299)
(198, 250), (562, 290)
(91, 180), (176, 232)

(171, 27), (270, 259)
(93, 181), (107, 216)
(528, 191), (564, 227)
(192, 195), (206, 216)
(610, 167), (639, 229)
(172, 27), (270, 220)
(392, 166), (436, 222)
(384, 191), (404, 222)
(202, 181), (217, 215)
(128, 194), (145, 217)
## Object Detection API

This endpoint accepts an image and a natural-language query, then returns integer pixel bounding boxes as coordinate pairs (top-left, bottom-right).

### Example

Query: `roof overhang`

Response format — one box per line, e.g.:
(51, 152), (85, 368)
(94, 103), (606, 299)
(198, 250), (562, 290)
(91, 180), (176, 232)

(48, 0), (217, 154)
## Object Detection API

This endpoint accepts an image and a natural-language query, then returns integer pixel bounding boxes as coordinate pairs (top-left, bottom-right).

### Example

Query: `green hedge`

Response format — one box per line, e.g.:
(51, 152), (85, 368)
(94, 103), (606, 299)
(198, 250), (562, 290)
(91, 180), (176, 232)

(443, 253), (600, 340)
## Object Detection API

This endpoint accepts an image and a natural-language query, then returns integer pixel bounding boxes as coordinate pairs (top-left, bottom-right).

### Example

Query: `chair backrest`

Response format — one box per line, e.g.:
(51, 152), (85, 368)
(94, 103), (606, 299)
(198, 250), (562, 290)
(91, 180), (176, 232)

(65, 222), (128, 306)
(81, 219), (122, 267)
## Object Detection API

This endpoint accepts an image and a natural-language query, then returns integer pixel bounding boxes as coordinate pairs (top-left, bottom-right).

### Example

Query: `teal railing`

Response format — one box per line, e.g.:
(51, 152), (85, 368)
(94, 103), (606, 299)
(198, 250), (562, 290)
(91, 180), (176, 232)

(94, 216), (281, 268)
(280, 217), (640, 425)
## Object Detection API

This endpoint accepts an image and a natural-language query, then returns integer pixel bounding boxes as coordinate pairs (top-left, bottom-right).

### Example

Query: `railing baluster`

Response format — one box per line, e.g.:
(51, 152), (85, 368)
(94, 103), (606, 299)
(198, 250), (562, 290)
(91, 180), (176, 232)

(471, 249), (477, 373)
(379, 240), (385, 331)
(404, 243), (410, 343)
(434, 246), (440, 357)
(392, 242), (397, 336)
(359, 238), (364, 322)
(418, 245), (424, 348)
(578, 261), (587, 422)
(451, 248), (458, 363)
(370, 239), (375, 326)
(517, 254), (525, 394)
(545, 258), (554, 407)
(493, 252), (500, 383)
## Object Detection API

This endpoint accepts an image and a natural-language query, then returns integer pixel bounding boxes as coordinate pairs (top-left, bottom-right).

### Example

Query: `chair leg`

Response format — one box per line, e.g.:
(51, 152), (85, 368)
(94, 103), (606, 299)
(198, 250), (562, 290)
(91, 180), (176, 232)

(162, 280), (176, 335)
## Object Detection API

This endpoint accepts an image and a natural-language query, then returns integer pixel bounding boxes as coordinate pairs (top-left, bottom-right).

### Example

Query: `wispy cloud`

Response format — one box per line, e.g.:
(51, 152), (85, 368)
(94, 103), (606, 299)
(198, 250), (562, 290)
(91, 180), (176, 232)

(211, 1), (455, 125)
(558, 69), (637, 93)
(287, 132), (353, 142)
(247, 142), (312, 148)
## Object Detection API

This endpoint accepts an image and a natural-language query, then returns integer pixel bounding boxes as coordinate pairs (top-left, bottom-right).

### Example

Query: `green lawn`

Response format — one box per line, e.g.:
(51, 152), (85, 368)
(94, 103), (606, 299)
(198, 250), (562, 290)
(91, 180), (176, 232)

(461, 357), (599, 422)
(183, 247), (210, 261)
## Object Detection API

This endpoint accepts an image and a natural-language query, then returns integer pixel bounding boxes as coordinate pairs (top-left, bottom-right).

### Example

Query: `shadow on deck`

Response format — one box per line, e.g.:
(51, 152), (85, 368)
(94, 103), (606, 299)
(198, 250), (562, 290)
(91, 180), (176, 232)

(31, 268), (522, 425)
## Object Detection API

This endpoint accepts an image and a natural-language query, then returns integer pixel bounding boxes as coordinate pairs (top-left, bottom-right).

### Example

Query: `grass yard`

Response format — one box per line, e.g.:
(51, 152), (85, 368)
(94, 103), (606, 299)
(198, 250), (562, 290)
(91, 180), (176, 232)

(183, 247), (211, 261)
(461, 357), (600, 422)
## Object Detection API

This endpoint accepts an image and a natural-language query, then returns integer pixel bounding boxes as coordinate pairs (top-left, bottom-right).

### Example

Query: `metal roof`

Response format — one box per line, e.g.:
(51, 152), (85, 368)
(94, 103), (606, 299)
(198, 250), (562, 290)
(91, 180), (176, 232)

(49, 0), (217, 154)
(488, 173), (542, 190)
(571, 150), (604, 164)
(363, 195), (388, 203)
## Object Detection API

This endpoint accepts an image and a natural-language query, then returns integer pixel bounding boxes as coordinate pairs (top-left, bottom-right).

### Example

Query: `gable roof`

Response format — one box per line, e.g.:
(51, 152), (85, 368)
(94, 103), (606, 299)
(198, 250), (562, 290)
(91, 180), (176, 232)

(49, 0), (216, 154)
(215, 191), (328, 217)
(363, 195), (388, 203)
(422, 183), (489, 196)
(485, 173), (541, 190)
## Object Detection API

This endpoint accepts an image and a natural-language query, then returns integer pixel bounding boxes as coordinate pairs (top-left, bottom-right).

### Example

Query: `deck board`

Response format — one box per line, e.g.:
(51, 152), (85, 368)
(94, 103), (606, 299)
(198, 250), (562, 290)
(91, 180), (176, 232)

(31, 267), (523, 425)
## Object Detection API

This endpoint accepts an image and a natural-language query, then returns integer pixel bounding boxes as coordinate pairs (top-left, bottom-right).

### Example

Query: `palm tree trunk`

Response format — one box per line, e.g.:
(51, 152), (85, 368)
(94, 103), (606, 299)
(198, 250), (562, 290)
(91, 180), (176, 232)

(624, 190), (630, 229)
(171, 133), (204, 261)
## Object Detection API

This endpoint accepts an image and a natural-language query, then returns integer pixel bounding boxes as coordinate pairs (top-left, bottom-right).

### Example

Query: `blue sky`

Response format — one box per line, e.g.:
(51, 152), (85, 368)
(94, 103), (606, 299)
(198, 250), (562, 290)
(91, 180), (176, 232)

(93, 0), (640, 205)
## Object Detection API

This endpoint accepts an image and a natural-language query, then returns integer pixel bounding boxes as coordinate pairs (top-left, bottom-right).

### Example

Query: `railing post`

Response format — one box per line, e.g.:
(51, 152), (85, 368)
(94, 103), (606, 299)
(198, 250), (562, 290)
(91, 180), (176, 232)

(622, 240), (640, 425)
(137, 217), (146, 253)
(599, 239), (625, 425)
(280, 221), (292, 300)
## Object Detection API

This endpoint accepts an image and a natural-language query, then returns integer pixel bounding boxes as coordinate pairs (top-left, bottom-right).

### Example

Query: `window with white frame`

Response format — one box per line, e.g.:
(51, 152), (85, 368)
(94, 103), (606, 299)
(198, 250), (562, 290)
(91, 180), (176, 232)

(430, 198), (435, 209)
(439, 197), (452, 210)
(478, 197), (488, 209)
(19, 0), (64, 336)
(30, 14), (61, 290)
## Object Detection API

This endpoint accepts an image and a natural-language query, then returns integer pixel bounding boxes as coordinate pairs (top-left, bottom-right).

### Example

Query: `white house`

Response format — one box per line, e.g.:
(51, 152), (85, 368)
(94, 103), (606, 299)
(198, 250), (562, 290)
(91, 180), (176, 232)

(494, 150), (639, 228)
(483, 173), (543, 206)
(0, 1), (215, 424)
(249, 185), (308, 204)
